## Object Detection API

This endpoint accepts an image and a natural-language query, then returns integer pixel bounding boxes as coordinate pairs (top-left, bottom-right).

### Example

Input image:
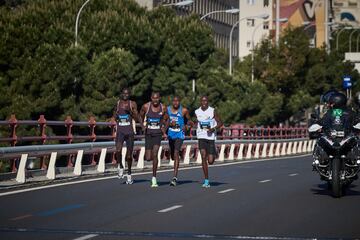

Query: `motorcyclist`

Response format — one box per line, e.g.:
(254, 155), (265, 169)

(310, 89), (339, 125)
(309, 92), (359, 172)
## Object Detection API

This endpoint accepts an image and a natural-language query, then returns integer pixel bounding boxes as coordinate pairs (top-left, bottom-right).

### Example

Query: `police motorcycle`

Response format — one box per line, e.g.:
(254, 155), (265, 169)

(309, 93), (360, 198)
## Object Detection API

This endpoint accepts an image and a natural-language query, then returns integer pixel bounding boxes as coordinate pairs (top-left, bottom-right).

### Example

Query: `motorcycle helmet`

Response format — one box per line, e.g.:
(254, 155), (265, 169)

(320, 89), (338, 104)
(328, 92), (347, 108)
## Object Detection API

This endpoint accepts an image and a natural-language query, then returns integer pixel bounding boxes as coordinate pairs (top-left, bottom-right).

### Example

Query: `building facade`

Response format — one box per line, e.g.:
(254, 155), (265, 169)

(238, 0), (273, 59)
(332, 0), (360, 26)
(135, 0), (332, 59)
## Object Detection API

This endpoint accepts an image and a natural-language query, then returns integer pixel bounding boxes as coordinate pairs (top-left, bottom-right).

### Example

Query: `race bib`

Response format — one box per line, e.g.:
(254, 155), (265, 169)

(147, 118), (161, 130)
(200, 121), (211, 130)
(169, 116), (181, 132)
(118, 114), (130, 126)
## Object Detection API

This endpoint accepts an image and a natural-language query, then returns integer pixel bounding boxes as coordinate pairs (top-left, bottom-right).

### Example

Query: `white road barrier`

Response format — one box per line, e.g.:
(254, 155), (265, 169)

(3, 139), (314, 183)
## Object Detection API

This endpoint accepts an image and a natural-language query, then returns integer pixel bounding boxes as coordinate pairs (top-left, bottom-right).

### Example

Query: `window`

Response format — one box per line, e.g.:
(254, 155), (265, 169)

(263, 0), (269, 7)
(247, 19), (255, 27)
(263, 22), (269, 29)
(247, 0), (255, 5)
(247, 41), (251, 48)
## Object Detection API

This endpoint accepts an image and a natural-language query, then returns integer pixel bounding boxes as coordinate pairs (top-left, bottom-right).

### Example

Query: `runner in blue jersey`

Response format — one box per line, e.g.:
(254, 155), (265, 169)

(167, 96), (193, 186)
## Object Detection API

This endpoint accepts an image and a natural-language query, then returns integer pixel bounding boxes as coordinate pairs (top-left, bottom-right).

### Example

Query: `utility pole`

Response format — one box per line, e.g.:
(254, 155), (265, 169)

(275, 0), (280, 47)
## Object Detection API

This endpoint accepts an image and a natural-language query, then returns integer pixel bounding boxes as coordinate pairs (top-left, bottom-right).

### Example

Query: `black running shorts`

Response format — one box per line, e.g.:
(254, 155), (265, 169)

(145, 134), (162, 150)
(198, 139), (216, 155)
(169, 138), (184, 152)
(116, 131), (134, 150)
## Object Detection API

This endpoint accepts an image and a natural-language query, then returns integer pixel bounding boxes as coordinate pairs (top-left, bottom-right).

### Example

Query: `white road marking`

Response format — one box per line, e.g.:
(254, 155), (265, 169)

(259, 179), (272, 183)
(72, 234), (98, 240)
(158, 205), (183, 213)
(218, 188), (235, 194)
(289, 173), (299, 177)
(0, 154), (310, 197)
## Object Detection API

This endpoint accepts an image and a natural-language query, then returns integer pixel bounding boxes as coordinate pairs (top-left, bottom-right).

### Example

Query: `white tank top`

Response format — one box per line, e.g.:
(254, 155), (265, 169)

(195, 106), (217, 140)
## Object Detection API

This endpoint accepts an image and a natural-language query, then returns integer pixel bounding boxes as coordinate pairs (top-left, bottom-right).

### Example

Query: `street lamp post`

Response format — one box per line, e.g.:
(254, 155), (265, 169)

(75, 0), (92, 47)
(251, 18), (287, 83)
(75, 0), (193, 47)
(336, 26), (353, 51)
(251, 23), (264, 83)
(349, 28), (360, 52)
(200, 8), (239, 21)
(275, 0), (280, 47)
(229, 13), (269, 75)
(229, 20), (239, 75)
(356, 33), (360, 52)
(162, 0), (194, 7)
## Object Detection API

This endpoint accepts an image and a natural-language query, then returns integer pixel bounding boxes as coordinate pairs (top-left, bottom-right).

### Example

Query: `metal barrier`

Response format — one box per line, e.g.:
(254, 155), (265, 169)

(0, 115), (308, 147)
(0, 138), (315, 184)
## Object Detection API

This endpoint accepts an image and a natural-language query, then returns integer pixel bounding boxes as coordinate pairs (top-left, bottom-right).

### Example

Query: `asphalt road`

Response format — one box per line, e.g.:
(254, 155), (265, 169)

(0, 155), (360, 240)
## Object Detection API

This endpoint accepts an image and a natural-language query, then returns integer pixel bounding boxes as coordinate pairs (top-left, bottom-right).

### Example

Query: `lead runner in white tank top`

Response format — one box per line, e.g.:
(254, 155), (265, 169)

(195, 106), (217, 140)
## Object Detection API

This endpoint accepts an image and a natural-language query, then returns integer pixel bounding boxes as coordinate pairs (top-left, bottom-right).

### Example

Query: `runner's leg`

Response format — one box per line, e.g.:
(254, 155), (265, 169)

(152, 144), (160, 177)
(116, 136), (125, 179)
(200, 149), (209, 179)
(125, 134), (134, 175)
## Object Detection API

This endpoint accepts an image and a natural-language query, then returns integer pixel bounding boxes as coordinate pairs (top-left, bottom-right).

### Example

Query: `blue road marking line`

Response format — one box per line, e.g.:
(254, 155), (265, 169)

(36, 204), (85, 217)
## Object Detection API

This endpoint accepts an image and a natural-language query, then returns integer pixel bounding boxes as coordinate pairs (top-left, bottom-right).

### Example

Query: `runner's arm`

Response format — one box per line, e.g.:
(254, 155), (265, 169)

(139, 103), (148, 131)
(130, 101), (141, 123)
(113, 101), (119, 119)
(209, 110), (223, 133)
(183, 108), (194, 130)
(161, 105), (169, 137)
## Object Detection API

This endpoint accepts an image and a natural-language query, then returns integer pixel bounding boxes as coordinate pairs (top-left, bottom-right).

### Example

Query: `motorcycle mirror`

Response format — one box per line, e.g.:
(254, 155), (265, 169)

(308, 124), (322, 132)
(353, 123), (360, 130)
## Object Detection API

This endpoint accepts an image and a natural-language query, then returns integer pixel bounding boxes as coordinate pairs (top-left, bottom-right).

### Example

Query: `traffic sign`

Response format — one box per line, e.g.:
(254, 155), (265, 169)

(343, 76), (352, 89)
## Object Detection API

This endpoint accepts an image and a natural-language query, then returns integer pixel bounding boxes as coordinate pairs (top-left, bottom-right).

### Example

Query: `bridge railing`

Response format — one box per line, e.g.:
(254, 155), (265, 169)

(0, 115), (308, 147)
(0, 115), (309, 178)
(0, 137), (315, 184)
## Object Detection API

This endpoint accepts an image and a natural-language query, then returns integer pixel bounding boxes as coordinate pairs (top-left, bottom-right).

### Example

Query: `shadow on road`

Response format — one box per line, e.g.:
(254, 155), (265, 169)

(209, 181), (227, 186)
(311, 183), (360, 197)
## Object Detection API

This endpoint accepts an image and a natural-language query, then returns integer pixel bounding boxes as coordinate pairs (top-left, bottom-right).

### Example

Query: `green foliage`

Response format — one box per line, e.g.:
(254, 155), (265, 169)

(0, 0), (215, 121)
(234, 26), (360, 124)
(1, 1), (359, 128)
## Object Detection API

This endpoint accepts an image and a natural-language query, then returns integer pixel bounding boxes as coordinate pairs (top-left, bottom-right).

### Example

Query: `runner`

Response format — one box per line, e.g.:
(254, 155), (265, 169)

(195, 95), (223, 188)
(140, 92), (168, 187)
(114, 88), (140, 184)
(167, 96), (193, 186)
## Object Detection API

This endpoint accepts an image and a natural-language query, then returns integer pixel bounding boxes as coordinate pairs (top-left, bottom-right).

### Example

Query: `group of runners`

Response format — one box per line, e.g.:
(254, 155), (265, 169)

(114, 88), (223, 188)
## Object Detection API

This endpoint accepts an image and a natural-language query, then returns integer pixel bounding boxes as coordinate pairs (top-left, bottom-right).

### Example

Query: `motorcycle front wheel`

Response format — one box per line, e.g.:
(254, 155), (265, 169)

(331, 158), (342, 198)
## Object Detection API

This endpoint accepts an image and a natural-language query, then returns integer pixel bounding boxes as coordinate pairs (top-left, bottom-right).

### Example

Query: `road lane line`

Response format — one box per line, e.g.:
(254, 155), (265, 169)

(158, 205), (183, 213)
(289, 173), (299, 177)
(72, 234), (98, 240)
(10, 214), (32, 221)
(0, 154), (311, 197)
(259, 179), (272, 183)
(218, 188), (235, 194)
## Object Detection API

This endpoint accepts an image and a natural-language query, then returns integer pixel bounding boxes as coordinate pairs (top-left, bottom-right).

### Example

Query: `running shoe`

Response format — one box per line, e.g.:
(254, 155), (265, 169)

(170, 177), (177, 186)
(117, 167), (124, 179)
(202, 180), (210, 188)
(126, 175), (134, 185)
(151, 177), (159, 188)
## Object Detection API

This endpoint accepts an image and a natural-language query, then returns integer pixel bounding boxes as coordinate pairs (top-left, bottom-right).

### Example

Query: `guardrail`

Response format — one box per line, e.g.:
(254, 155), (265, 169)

(0, 138), (315, 184)
(0, 114), (308, 145)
